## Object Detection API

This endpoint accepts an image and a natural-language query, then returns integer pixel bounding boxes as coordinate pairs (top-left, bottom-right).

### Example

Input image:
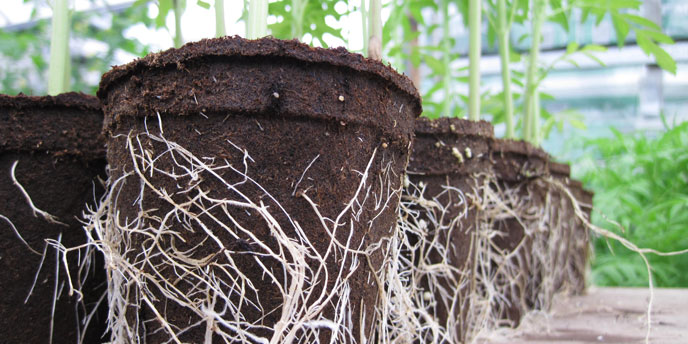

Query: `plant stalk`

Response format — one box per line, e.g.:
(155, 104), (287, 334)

(468, 0), (481, 121)
(533, 90), (541, 145)
(173, 0), (184, 48)
(48, 0), (70, 95)
(368, 0), (382, 60)
(442, 0), (451, 117)
(361, 0), (368, 57)
(215, 0), (226, 37)
(247, 0), (268, 39)
(291, 0), (305, 39)
(523, 0), (545, 143)
(497, 0), (515, 138)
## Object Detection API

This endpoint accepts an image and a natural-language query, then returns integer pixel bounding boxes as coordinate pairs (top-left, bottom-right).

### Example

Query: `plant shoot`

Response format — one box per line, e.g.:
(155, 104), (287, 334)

(368, 0), (382, 60)
(247, 0), (268, 39)
(215, 0), (226, 37)
(48, 0), (70, 95)
(468, 0), (481, 121)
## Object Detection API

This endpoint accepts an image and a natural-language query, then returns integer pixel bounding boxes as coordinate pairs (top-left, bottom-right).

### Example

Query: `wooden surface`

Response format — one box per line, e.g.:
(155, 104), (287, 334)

(478, 287), (688, 344)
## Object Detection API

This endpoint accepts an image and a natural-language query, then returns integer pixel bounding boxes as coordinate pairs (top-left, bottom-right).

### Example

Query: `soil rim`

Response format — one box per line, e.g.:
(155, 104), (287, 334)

(97, 36), (421, 115)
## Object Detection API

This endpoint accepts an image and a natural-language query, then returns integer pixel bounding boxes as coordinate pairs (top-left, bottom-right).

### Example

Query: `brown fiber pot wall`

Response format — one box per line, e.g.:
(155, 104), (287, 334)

(550, 161), (593, 295)
(407, 117), (494, 342)
(488, 138), (549, 325)
(0, 93), (107, 343)
(98, 36), (420, 343)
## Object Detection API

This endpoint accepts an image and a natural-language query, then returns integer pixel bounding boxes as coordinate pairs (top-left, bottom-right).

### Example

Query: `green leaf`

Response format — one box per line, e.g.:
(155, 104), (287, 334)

(155, 0), (173, 29)
(582, 51), (606, 66)
(425, 55), (445, 75)
(621, 13), (660, 31)
(196, 0), (210, 10)
(566, 42), (579, 54)
(611, 12), (630, 47)
(636, 29), (675, 45)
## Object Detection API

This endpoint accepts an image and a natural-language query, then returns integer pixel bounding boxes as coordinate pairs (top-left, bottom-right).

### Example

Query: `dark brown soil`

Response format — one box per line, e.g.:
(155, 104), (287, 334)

(488, 138), (549, 325)
(99, 36), (420, 343)
(407, 117), (494, 342)
(0, 93), (107, 343)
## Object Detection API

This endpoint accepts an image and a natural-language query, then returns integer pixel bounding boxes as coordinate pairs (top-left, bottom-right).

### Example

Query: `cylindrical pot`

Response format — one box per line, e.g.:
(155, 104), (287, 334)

(0, 93), (107, 343)
(487, 138), (549, 325)
(549, 161), (593, 295)
(97, 36), (421, 343)
(404, 117), (494, 342)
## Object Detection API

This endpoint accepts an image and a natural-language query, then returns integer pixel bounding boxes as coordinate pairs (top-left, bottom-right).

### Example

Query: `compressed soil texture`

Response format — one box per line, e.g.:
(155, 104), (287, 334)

(98, 36), (420, 343)
(403, 117), (494, 342)
(0, 93), (107, 343)
(487, 138), (549, 325)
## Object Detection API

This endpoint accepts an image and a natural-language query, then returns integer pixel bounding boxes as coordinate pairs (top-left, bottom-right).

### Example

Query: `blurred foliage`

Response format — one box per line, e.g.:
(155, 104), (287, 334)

(0, 1), (152, 95)
(578, 122), (688, 287)
(268, 0), (345, 46)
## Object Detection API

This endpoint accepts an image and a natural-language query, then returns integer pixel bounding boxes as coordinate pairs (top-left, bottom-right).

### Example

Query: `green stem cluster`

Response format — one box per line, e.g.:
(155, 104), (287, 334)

(523, 0), (545, 143)
(468, 0), (481, 121)
(247, 0), (268, 39)
(48, 0), (70, 95)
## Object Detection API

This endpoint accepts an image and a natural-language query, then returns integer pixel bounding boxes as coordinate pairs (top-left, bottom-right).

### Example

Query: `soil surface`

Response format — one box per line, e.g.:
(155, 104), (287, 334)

(100, 36), (420, 343)
(0, 93), (107, 343)
(406, 117), (494, 341)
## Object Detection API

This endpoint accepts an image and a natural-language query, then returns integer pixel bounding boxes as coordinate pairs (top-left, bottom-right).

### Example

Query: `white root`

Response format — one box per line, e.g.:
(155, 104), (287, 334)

(57, 115), (401, 344)
(10, 160), (66, 226)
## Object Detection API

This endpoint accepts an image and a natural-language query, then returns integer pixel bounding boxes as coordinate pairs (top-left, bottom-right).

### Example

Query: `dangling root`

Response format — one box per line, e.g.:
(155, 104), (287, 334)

(545, 177), (688, 344)
(57, 115), (401, 344)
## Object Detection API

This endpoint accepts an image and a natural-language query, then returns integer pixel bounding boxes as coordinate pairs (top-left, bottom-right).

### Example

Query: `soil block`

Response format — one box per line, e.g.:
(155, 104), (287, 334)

(488, 138), (549, 325)
(97, 36), (421, 343)
(0, 93), (107, 343)
(406, 117), (494, 342)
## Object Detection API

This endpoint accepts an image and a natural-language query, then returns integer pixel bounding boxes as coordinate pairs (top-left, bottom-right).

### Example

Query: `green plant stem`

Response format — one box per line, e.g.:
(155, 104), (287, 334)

(48, 0), (70, 95)
(368, 0), (382, 60)
(442, 0), (451, 117)
(533, 90), (541, 144)
(497, 0), (515, 138)
(215, 0), (226, 37)
(291, 0), (305, 39)
(524, 0), (545, 143)
(247, 0), (268, 39)
(468, 0), (481, 121)
(173, 0), (184, 48)
(361, 0), (368, 57)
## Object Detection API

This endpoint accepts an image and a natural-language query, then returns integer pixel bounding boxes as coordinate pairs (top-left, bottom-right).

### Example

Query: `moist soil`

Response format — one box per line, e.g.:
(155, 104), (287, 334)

(407, 117), (494, 342)
(98, 36), (420, 343)
(488, 138), (549, 325)
(0, 93), (107, 343)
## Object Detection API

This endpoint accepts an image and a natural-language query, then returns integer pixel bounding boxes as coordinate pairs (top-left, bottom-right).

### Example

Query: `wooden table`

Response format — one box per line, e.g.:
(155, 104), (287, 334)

(477, 287), (688, 344)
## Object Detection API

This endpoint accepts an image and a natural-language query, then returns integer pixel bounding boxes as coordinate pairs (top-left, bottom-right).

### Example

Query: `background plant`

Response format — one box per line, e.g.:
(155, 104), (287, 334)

(574, 121), (688, 287)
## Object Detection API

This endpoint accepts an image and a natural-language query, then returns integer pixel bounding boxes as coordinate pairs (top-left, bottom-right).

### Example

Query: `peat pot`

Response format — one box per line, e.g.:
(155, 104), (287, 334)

(549, 161), (593, 295)
(405, 117), (494, 342)
(0, 93), (107, 343)
(97, 36), (421, 343)
(487, 138), (549, 325)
